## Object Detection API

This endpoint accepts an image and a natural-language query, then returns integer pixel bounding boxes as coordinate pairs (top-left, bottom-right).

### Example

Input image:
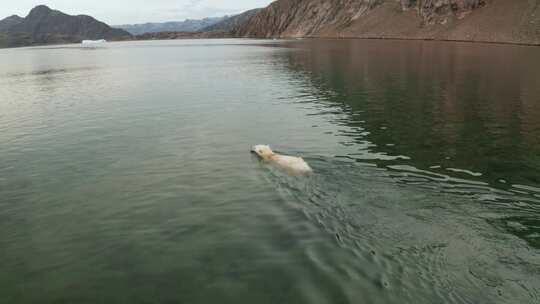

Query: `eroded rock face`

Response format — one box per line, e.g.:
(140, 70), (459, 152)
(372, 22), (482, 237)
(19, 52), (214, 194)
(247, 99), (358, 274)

(235, 0), (491, 37)
(401, 0), (487, 24)
(234, 0), (540, 45)
(234, 0), (383, 38)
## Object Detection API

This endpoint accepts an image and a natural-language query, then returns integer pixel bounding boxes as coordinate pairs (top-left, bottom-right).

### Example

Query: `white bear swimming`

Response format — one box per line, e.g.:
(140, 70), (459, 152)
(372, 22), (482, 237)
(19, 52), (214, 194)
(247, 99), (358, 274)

(251, 145), (312, 175)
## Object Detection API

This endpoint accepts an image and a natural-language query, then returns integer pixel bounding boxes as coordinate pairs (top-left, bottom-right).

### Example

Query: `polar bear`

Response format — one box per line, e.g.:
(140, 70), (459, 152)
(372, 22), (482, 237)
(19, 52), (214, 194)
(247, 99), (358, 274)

(251, 145), (312, 175)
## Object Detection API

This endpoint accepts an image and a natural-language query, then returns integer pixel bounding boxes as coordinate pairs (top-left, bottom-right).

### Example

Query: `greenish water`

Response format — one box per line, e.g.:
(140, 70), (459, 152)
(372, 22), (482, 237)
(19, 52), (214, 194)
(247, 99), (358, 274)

(0, 39), (539, 304)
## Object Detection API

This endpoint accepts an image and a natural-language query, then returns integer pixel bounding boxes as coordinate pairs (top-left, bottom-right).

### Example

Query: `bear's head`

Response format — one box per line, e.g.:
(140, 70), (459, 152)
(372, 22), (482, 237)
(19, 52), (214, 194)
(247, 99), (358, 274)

(251, 145), (274, 159)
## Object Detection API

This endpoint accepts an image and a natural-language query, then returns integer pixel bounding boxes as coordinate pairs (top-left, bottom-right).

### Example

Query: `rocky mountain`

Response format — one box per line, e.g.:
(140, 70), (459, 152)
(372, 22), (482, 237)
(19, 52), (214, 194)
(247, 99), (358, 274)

(234, 0), (540, 45)
(202, 9), (262, 32)
(0, 5), (131, 48)
(116, 16), (227, 35)
(0, 15), (23, 32)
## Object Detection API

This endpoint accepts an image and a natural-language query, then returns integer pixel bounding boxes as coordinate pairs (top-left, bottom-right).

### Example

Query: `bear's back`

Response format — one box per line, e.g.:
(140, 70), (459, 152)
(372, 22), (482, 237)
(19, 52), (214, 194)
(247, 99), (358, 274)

(272, 154), (312, 174)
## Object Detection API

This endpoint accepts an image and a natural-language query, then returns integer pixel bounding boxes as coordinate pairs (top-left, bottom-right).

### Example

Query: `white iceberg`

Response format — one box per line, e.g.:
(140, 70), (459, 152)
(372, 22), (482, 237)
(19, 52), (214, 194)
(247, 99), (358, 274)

(82, 39), (107, 44)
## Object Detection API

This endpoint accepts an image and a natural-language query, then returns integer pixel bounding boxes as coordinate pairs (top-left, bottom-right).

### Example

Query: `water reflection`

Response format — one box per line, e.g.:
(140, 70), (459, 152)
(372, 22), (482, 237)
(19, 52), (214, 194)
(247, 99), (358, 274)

(283, 39), (540, 184)
(2, 67), (97, 78)
(1, 39), (539, 304)
(277, 39), (540, 248)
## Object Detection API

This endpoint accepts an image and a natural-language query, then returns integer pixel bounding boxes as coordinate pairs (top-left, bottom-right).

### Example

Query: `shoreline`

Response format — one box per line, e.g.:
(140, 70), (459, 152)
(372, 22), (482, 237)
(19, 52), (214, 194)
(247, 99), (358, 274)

(1, 35), (539, 50)
(300, 35), (540, 47)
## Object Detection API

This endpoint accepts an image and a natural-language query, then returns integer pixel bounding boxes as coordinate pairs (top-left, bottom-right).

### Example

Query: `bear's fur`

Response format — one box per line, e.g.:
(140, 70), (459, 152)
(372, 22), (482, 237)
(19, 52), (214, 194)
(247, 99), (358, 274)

(251, 145), (312, 175)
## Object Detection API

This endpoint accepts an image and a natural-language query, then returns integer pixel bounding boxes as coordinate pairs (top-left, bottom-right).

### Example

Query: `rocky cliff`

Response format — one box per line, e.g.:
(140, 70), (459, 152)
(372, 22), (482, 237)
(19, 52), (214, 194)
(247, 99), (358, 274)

(0, 5), (132, 48)
(234, 0), (540, 45)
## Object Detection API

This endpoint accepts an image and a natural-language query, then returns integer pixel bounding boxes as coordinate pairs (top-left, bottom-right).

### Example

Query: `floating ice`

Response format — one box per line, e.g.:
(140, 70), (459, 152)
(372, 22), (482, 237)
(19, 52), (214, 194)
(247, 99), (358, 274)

(82, 39), (106, 44)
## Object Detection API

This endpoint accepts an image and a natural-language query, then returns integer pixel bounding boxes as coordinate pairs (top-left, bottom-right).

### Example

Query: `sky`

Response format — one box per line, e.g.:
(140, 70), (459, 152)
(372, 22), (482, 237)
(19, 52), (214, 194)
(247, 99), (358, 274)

(0, 0), (274, 25)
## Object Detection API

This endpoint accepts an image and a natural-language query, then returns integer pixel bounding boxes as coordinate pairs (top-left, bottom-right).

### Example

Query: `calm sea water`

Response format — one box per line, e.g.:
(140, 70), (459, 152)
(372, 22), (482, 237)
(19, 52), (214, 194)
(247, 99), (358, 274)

(0, 39), (539, 304)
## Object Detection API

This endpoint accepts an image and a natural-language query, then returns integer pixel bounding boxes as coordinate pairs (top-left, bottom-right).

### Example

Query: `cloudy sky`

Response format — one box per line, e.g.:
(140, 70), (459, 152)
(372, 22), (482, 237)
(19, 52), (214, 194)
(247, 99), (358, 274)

(0, 0), (274, 25)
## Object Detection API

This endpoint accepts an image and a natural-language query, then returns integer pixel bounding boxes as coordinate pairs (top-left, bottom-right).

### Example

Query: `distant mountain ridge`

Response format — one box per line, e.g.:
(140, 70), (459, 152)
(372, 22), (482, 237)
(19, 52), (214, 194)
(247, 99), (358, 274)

(202, 9), (262, 33)
(116, 16), (227, 35)
(124, 9), (264, 40)
(0, 5), (131, 48)
(117, 9), (265, 36)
